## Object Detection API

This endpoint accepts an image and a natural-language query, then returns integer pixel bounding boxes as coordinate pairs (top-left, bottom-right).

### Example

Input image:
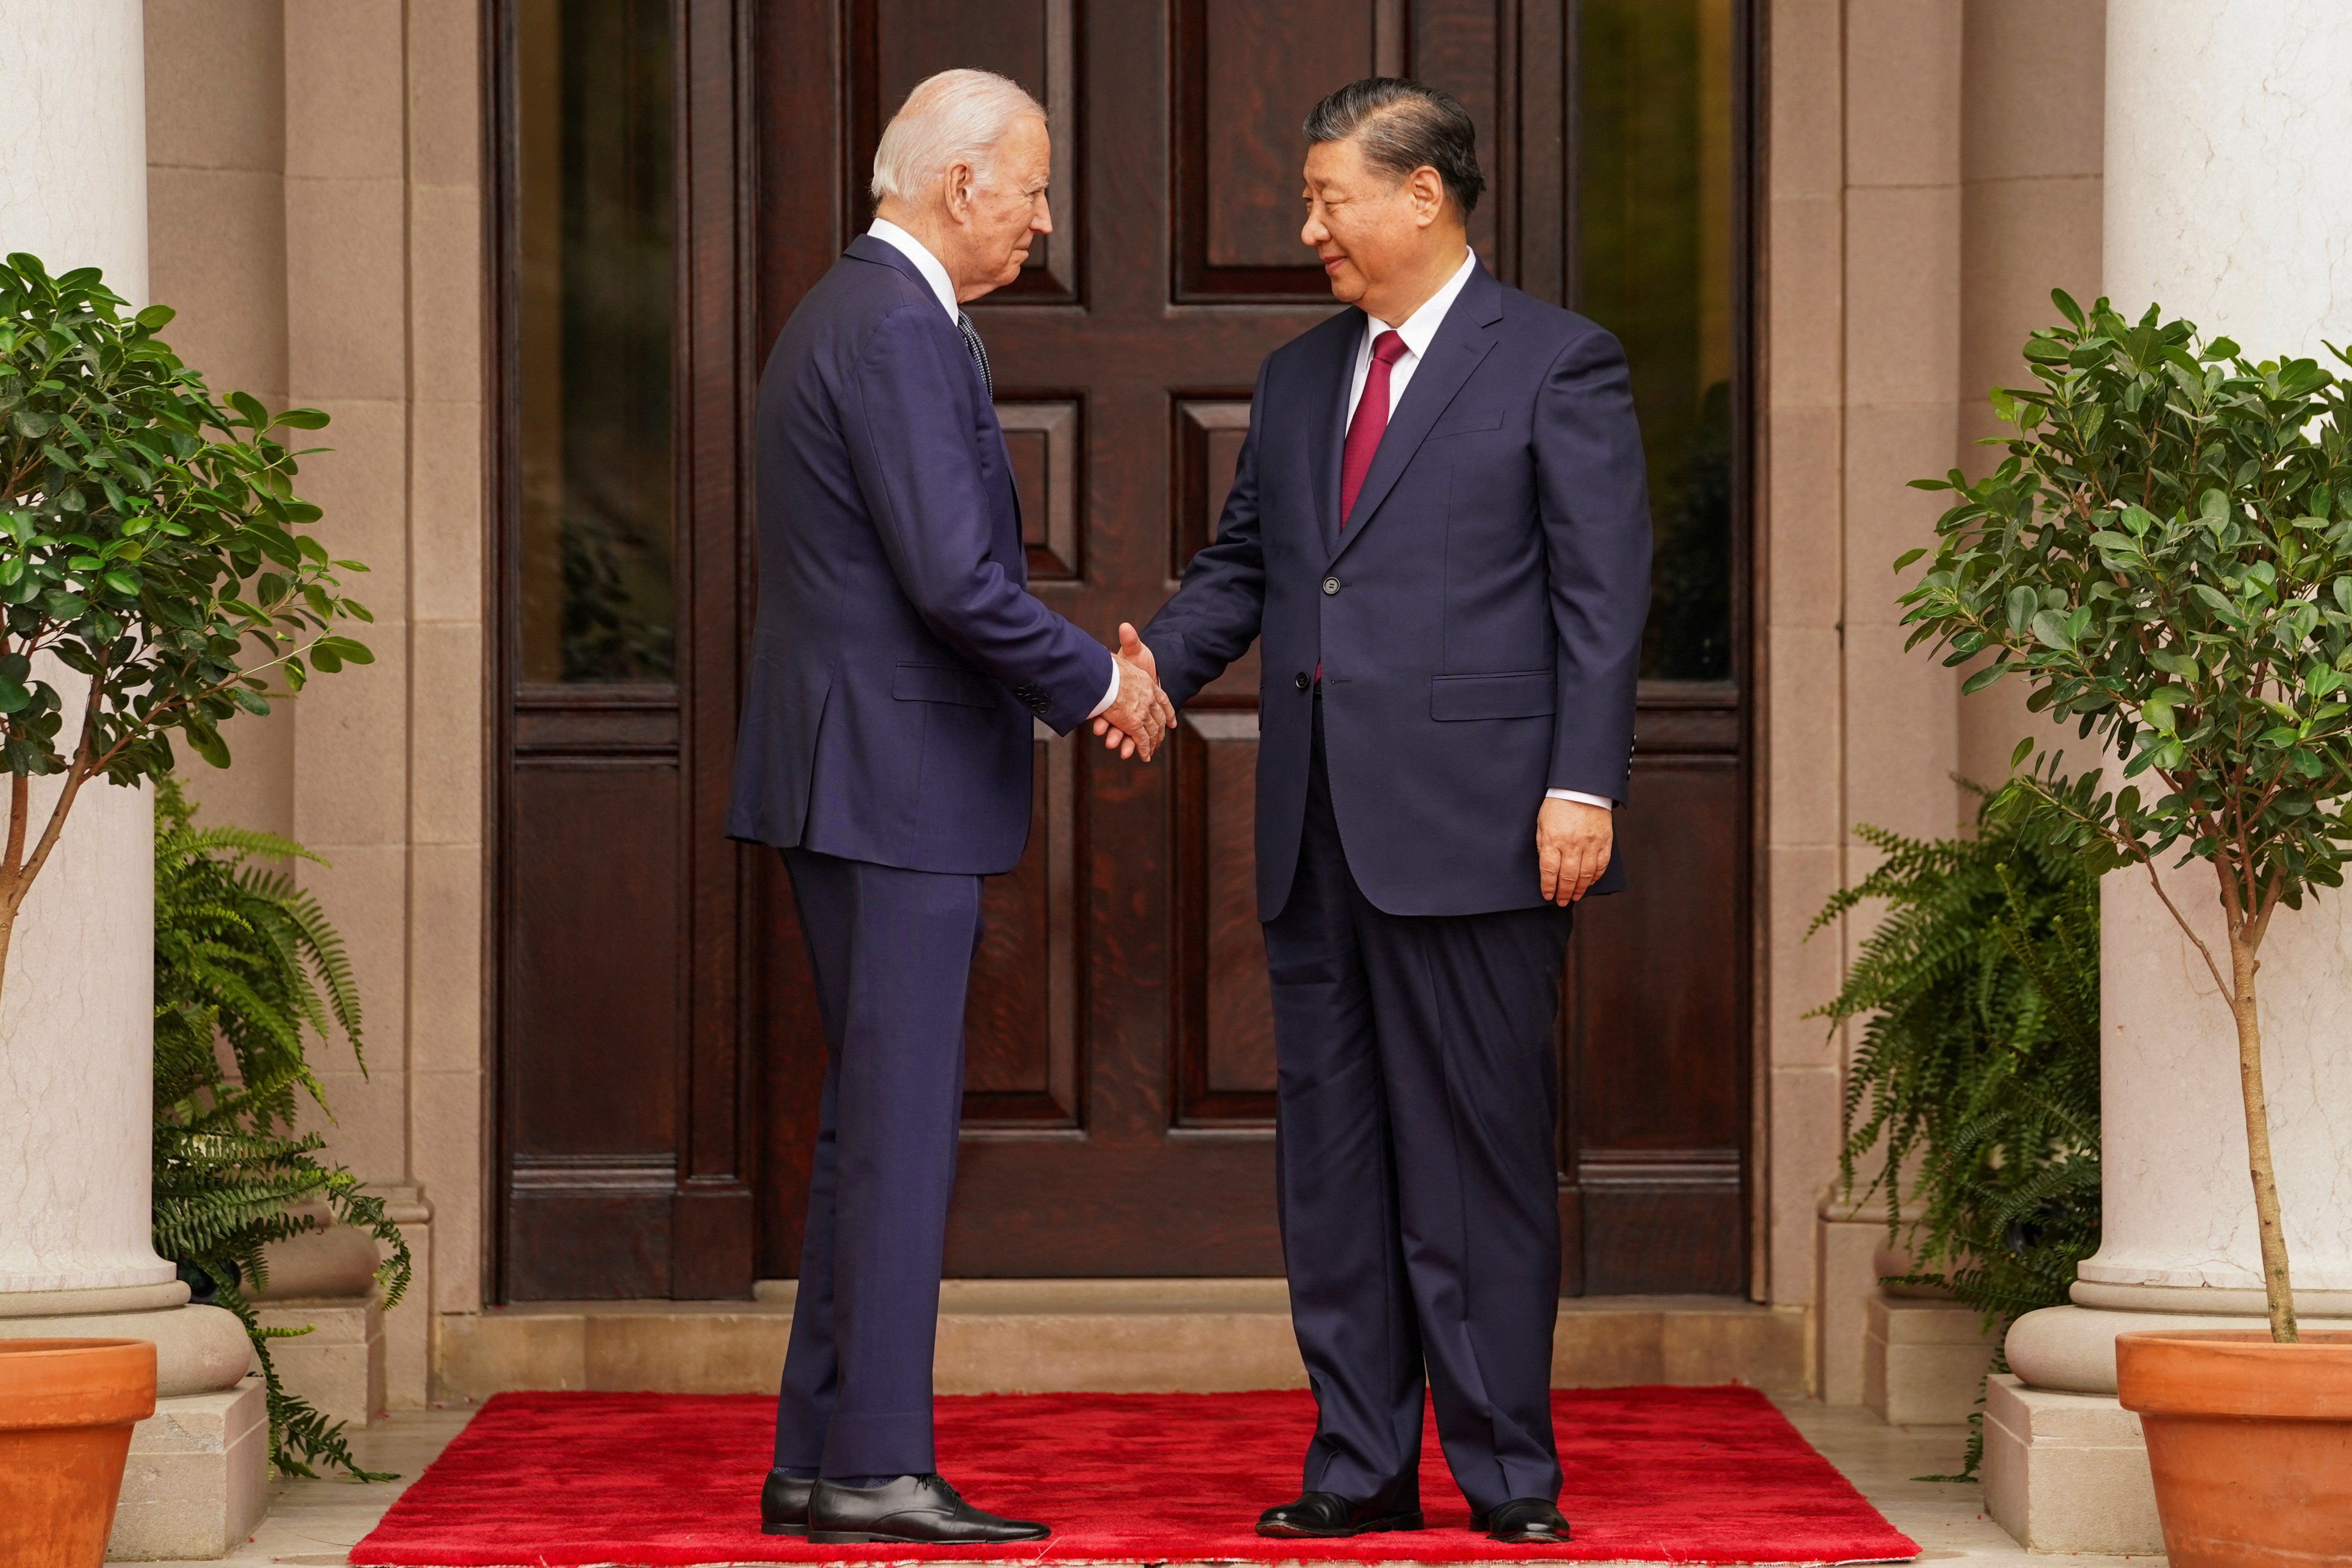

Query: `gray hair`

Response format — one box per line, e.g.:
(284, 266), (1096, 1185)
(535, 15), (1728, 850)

(870, 69), (1045, 204)
(1303, 77), (1486, 217)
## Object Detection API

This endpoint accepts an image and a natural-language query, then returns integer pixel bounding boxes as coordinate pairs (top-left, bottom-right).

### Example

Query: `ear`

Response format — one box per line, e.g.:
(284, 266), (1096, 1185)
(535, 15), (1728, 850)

(944, 160), (978, 222)
(1408, 165), (1446, 228)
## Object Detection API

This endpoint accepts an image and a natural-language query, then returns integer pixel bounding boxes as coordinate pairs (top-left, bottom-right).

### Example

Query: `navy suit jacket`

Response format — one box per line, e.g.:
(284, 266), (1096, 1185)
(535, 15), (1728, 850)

(1144, 260), (1652, 919)
(726, 235), (1115, 874)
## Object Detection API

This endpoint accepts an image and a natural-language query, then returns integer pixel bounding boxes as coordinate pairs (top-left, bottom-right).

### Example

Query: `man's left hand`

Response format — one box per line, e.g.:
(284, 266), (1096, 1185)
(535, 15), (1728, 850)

(1536, 797), (1611, 906)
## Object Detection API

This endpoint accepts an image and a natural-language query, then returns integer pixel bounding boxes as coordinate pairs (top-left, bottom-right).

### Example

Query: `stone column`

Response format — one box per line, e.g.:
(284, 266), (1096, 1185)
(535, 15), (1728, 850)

(1983, 1), (2352, 1553)
(0, 5), (266, 1558)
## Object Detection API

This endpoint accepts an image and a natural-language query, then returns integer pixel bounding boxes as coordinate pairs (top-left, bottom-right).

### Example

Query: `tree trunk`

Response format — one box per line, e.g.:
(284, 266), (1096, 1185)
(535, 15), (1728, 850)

(2229, 927), (2299, 1343)
(0, 768), (23, 1007)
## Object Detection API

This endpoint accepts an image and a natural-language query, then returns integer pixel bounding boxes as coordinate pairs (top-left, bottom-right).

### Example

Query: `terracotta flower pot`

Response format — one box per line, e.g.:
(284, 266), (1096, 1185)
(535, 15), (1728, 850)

(2116, 1328), (2352, 1567)
(0, 1338), (158, 1568)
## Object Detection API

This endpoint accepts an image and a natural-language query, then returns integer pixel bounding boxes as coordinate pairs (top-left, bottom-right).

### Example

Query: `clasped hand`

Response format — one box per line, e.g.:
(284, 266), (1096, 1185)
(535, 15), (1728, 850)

(1091, 622), (1176, 760)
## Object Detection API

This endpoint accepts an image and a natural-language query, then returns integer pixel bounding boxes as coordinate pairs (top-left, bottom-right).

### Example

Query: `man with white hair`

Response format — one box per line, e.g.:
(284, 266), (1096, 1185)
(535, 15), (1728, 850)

(727, 68), (1168, 1545)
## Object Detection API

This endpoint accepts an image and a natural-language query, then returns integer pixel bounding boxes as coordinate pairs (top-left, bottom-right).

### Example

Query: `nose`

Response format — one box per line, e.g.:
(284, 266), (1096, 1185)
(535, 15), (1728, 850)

(1300, 208), (1328, 248)
(1033, 193), (1053, 235)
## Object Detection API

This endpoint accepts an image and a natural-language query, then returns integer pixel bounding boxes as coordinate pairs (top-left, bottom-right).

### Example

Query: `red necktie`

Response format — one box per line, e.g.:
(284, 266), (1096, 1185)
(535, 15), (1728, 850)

(1339, 330), (1408, 528)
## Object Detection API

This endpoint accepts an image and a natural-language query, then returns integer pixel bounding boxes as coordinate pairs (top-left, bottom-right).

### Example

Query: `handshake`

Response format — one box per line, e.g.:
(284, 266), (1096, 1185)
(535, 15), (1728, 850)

(1090, 621), (1177, 761)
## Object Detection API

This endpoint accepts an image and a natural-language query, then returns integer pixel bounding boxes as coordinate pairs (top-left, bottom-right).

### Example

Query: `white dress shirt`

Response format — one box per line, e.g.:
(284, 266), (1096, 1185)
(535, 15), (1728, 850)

(1350, 250), (1613, 812)
(866, 219), (1123, 725)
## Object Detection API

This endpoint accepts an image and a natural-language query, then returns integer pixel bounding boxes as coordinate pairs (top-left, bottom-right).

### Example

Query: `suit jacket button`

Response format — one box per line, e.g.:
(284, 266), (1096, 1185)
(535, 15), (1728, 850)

(1322, 576), (1341, 596)
(1293, 671), (1310, 691)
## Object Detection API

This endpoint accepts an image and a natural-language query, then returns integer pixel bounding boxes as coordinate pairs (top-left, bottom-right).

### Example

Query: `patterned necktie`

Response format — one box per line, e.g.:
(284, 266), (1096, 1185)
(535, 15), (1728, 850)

(956, 310), (993, 398)
(1339, 329), (1409, 527)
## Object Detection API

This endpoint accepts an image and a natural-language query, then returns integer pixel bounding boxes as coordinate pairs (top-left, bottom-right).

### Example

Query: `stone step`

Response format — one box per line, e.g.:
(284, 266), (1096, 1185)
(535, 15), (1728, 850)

(436, 1282), (1805, 1403)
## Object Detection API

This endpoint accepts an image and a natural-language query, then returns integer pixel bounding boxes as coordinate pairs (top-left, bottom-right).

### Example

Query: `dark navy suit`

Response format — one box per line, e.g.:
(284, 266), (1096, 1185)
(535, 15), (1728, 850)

(728, 234), (1114, 1479)
(1143, 260), (1650, 1512)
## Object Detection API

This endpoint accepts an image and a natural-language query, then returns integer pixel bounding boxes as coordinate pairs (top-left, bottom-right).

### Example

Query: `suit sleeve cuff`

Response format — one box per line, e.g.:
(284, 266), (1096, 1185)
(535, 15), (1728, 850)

(1546, 788), (1615, 810)
(1085, 659), (1122, 722)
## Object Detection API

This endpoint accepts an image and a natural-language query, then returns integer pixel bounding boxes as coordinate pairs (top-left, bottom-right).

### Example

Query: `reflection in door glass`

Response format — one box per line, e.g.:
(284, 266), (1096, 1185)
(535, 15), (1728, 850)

(1578, 0), (1735, 682)
(517, 0), (675, 683)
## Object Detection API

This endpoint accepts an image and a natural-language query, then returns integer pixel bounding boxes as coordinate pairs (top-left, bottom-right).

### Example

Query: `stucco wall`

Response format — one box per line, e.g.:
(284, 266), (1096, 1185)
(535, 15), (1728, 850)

(143, 0), (486, 1405)
(1764, 0), (2104, 1398)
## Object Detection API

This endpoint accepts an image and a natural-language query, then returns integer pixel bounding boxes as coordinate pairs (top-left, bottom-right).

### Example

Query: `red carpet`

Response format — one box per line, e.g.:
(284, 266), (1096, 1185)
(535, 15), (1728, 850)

(351, 1388), (1918, 1565)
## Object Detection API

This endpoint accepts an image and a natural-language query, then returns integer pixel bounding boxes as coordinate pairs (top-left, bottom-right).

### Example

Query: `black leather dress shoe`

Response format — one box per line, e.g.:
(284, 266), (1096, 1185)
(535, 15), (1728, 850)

(759, 1469), (813, 1536)
(1256, 1491), (1424, 1538)
(1477, 1497), (1572, 1543)
(807, 1474), (1049, 1544)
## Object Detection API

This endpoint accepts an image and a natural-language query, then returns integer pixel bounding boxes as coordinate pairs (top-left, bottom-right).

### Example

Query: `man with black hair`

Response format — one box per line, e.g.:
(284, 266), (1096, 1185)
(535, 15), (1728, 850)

(1116, 76), (1651, 1546)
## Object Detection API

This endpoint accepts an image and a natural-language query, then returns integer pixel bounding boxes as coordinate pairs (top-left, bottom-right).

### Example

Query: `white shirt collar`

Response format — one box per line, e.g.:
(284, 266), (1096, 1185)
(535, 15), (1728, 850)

(866, 218), (960, 321)
(1370, 248), (1478, 357)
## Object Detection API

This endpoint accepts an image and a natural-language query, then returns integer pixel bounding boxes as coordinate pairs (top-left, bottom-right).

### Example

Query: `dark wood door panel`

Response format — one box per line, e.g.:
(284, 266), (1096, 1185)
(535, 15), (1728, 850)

(503, 756), (683, 1298)
(944, 1138), (1282, 1274)
(1573, 763), (1742, 1152)
(1558, 692), (1747, 1295)
(1173, 710), (1276, 1125)
(963, 732), (1083, 1126)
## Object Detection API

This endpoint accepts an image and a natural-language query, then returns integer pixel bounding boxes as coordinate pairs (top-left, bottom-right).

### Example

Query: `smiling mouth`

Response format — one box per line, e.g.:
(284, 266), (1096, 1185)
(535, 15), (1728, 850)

(1321, 255), (1347, 274)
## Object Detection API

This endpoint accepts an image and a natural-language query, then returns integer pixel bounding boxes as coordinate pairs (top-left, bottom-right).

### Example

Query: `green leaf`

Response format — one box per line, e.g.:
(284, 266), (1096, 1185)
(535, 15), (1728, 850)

(273, 407), (331, 431)
(2031, 609), (2074, 650)
(2005, 586), (2038, 633)
(2010, 735), (2035, 767)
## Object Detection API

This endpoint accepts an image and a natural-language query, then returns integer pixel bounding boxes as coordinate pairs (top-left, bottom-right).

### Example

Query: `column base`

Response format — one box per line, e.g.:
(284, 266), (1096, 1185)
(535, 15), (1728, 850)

(105, 1378), (270, 1562)
(1980, 1373), (2162, 1554)
(1862, 1293), (1997, 1426)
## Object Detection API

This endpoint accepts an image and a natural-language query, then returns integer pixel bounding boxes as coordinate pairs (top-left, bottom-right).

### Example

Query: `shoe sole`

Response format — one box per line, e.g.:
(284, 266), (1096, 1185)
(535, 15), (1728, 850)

(759, 1522), (807, 1537)
(808, 1530), (1051, 1544)
(1256, 1510), (1425, 1539)
(1489, 1530), (1573, 1545)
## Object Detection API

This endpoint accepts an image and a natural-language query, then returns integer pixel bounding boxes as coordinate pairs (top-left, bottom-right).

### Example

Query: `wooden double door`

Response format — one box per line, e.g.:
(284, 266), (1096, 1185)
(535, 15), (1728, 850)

(493, 0), (1751, 1300)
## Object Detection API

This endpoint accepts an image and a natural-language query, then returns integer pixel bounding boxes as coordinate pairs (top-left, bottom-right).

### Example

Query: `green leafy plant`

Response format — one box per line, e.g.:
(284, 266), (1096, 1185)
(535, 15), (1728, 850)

(0, 253), (371, 1004)
(151, 777), (408, 1480)
(1813, 796), (2101, 1475)
(1900, 292), (2352, 1343)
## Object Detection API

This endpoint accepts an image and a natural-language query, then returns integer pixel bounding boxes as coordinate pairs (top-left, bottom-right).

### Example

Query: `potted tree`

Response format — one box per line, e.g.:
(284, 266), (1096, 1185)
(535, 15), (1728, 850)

(0, 253), (371, 1556)
(0, 251), (369, 998)
(1901, 292), (2352, 1563)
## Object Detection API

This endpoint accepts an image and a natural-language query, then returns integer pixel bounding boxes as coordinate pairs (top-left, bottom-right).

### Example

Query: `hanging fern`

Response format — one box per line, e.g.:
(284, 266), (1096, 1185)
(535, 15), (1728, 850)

(1810, 788), (2101, 1477)
(151, 777), (411, 1480)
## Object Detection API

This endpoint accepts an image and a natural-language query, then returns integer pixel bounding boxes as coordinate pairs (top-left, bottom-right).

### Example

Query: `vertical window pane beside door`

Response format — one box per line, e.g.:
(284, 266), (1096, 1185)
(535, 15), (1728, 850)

(517, 0), (676, 684)
(1579, 0), (1734, 683)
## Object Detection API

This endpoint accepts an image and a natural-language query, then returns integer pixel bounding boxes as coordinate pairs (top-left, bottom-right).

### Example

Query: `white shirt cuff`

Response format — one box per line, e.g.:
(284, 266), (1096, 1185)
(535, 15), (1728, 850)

(1084, 659), (1123, 722)
(1546, 788), (1614, 810)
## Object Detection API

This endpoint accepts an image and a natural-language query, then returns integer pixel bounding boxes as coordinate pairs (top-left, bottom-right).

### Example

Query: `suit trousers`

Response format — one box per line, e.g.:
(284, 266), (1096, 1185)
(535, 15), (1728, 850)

(1267, 697), (1573, 1513)
(772, 847), (981, 1479)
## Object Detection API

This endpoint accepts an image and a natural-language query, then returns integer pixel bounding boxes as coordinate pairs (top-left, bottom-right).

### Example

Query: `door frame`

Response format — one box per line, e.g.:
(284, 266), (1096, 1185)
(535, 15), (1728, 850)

(480, 0), (1770, 1302)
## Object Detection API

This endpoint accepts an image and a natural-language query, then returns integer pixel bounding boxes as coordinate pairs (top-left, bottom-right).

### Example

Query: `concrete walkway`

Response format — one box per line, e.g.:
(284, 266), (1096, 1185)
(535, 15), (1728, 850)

(127, 1398), (2159, 1566)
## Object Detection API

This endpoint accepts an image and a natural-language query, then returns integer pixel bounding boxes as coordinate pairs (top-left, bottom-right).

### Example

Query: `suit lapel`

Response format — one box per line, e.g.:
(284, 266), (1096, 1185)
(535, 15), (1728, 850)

(1287, 310), (1360, 562)
(1328, 263), (1505, 570)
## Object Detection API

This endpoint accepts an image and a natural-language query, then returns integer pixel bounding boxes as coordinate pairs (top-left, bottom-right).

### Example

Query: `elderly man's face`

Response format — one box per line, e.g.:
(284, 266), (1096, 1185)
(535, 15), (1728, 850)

(1299, 134), (1446, 323)
(952, 113), (1052, 298)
